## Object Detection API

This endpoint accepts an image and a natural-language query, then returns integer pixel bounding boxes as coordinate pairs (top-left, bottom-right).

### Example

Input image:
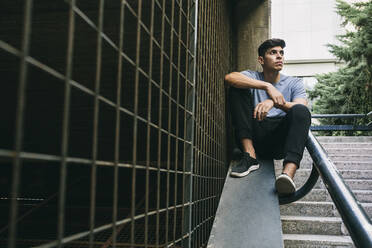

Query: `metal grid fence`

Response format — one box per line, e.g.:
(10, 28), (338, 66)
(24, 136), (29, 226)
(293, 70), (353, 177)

(0, 0), (233, 247)
(190, 0), (233, 247)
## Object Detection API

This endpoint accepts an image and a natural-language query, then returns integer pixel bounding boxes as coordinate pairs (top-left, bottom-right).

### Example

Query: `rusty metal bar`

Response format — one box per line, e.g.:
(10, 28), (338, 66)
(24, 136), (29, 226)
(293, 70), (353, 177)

(0, 150), (193, 175)
(185, 0), (198, 246)
(180, 0), (191, 246)
(173, 0), (183, 245)
(145, 1), (156, 247)
(57, 1), (76, 247)
(8, 1), (33, 248)
(89, 0), (105, 247)
(112, 0), (126, 247)
(165, 0), (175, 245)
(131, 0), (143, 246)
(156, 0), (166, 245)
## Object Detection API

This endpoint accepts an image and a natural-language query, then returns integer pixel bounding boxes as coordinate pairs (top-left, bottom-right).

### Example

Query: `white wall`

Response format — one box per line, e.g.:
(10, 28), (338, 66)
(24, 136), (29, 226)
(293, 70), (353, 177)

(271, 0), (348, 98)
(271, 0), (343, 61)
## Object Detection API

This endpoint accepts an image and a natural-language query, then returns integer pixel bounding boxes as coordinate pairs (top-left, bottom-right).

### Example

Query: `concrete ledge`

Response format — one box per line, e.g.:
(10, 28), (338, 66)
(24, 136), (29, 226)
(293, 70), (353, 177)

(208, 159), (283, 248)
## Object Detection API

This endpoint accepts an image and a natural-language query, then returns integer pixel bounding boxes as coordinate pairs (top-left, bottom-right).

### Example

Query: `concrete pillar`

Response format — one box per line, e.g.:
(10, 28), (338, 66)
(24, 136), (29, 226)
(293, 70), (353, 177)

(234, 0), (271, 71)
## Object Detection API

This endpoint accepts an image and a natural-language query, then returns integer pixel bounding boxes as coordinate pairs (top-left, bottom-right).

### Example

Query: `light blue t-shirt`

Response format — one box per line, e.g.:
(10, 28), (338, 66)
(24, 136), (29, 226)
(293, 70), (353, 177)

(240, 70), (307, 117)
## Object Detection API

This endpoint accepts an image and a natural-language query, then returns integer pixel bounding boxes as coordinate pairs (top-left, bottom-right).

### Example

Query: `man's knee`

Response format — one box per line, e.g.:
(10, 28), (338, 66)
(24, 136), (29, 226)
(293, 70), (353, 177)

(228, 87), (240, 104)
(288, 104), (311, 123)
(228, 87), (253, 108)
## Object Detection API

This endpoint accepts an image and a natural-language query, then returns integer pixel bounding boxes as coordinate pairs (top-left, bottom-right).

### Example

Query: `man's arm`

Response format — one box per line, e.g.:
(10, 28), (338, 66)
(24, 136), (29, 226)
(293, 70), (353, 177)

(225, 72), (286, 106)
(274, 98), (308, 112)
(225, 72), (270, 90)
(254, 98), (308, 121)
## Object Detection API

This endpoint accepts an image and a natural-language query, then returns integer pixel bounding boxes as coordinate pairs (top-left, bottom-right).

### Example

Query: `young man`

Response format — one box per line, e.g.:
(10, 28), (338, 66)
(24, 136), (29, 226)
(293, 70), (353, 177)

(225, 38), (311, 194)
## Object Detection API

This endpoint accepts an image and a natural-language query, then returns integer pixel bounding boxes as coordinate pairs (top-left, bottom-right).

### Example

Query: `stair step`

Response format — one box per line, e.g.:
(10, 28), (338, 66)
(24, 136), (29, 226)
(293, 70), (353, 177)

(281, 216), (344, 235)
(325, 148), (372, 155)
(343, 179), (372, 190)
(302, 189), (372, 203)
(345, 189), (372, 203)
(303, 154), (372, 162)
(280, 201), (336, 217)
(295, 169), (372, 181)
(317, 136), (372, 142)
(299, 161), (372, 170)
(291, 178), (372, 191)
(333, 161), (372, 170)
(283, 234), (354, 247)
(322, 142), (372, 149)
(290, 170), (372, 189)
(280, 201), (372, 218)
(301, 189), (329, 202)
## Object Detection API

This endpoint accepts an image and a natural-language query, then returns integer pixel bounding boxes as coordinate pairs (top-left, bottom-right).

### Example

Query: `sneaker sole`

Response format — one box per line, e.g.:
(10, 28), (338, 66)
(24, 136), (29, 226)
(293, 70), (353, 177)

(275, 174), (296, 194)
(230, 164), (260, 178)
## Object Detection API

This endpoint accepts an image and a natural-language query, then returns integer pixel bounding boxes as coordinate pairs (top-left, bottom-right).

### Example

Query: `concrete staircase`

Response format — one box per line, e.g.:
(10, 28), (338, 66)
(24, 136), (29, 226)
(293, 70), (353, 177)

(277, 136), (372, 247)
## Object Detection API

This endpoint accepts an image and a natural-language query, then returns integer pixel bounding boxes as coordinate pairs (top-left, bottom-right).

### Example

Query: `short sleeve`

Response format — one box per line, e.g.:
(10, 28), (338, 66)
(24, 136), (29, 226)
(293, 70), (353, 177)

(291, 78), (307, 101)
(240, 70), (259, 80)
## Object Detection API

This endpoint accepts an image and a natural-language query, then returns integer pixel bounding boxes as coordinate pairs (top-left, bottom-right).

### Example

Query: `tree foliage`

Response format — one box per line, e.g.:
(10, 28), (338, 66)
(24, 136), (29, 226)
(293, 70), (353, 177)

(308, 0), (372, 134)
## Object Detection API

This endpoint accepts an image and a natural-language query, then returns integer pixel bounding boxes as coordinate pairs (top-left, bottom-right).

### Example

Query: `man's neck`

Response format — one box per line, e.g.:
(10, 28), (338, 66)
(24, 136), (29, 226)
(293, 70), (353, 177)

(263, 70), (280, 84)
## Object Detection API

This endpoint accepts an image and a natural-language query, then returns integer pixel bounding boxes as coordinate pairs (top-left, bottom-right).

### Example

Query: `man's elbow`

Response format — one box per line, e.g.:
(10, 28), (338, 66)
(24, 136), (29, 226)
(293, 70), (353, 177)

(224, 72), (237, 86)
(224, 73), (232, 84)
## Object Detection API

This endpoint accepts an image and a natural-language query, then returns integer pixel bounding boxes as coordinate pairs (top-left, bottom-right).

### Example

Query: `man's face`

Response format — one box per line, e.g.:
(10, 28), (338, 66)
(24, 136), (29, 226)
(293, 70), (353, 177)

(259, 46), (284, 71)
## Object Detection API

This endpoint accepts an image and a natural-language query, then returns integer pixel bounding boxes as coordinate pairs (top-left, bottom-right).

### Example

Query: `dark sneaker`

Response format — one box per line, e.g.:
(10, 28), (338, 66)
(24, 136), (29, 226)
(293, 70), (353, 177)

(230, 153), (259, 178)
(275, 173), (296, 194)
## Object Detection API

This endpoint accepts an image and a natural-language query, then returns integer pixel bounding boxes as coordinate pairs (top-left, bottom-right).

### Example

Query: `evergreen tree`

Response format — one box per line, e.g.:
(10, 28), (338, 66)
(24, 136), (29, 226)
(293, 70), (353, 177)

(308, 0), (372, 134)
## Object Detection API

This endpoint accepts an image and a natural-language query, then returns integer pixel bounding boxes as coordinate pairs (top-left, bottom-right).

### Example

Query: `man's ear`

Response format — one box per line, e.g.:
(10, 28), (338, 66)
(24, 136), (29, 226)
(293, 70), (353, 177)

(258, 56), (264, 65)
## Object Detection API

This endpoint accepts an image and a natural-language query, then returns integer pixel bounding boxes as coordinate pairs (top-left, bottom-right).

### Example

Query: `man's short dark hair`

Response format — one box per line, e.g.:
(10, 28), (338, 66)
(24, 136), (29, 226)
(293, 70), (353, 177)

(258, 38), (286, 57)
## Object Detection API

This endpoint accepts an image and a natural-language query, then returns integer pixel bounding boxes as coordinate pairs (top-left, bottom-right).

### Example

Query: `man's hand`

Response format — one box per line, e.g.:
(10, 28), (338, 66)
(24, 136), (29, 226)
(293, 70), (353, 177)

(254, 99), (274, 121)
(266, 84), (286, 106)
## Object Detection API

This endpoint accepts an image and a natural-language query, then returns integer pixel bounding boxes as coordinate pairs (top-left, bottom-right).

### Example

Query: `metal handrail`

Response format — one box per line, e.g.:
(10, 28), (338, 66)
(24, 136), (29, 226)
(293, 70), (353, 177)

(279, 131), (372, 247)
(312, 113), (371, 118)
(311, 112), (372, 131)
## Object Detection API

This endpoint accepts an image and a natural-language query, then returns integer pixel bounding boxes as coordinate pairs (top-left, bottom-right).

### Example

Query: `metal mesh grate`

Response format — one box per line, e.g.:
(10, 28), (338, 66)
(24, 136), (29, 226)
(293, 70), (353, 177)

(190, 1), (233, 247)
(0, 0), (233, 247)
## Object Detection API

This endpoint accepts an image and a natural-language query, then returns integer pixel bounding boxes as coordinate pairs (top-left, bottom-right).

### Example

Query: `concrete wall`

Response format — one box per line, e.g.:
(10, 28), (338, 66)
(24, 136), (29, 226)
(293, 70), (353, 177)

(234, 0), (271, 71)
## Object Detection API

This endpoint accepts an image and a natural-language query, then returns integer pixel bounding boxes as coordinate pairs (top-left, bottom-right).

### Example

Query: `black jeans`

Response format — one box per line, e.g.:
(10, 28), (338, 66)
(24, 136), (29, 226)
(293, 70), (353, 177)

(229, 87), (311, 168)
